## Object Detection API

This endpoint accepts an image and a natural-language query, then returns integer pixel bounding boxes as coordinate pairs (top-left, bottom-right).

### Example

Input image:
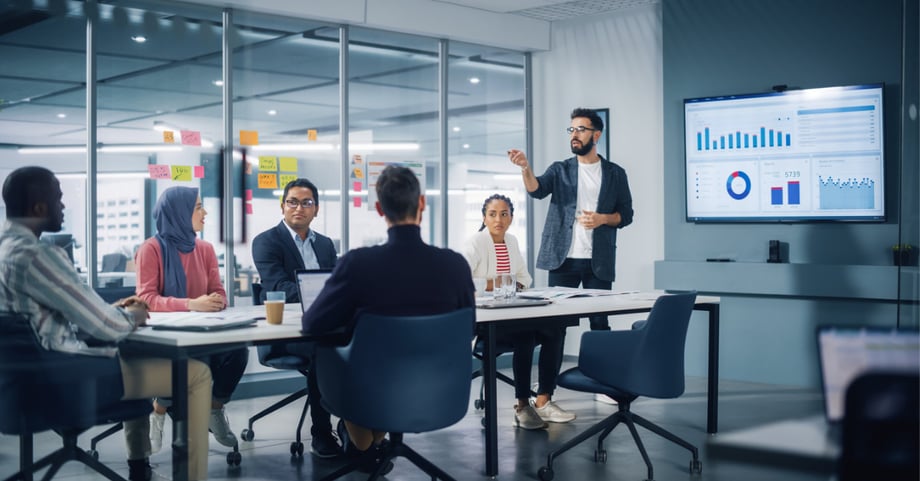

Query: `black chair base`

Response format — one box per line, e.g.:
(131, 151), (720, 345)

(5, 428), (129, 481)
(538, 402), (702, 481)
(241, 384), (310, 458)
(320, 433), (457, 481)
(86, 418), (244, 466)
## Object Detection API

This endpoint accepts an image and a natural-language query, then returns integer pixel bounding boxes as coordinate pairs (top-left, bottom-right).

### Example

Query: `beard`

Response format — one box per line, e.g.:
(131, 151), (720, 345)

(570, 137), (595, 156)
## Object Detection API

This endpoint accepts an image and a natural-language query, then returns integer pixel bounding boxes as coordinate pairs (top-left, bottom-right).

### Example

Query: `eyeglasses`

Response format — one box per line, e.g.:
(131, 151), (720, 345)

(284, 198), (316, 209)
(566, 126), (598, 134)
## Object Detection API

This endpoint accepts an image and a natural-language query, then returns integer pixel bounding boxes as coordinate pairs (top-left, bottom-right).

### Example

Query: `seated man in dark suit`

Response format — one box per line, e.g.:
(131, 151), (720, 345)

(251, 177), (341, 458)
(302, 165), (475, 469)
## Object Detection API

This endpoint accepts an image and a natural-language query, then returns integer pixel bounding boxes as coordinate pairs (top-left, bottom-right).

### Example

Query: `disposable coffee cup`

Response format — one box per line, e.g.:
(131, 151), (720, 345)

(265, 291), (286, 325)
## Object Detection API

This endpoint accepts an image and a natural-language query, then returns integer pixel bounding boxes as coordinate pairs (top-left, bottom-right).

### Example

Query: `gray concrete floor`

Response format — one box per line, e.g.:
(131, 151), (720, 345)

(0, 365), (832, 481)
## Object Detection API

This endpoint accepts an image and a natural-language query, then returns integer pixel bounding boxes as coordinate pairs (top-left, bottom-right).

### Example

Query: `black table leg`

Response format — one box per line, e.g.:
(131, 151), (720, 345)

(483, 323), (498, 476)
(172, 358), (189, 481)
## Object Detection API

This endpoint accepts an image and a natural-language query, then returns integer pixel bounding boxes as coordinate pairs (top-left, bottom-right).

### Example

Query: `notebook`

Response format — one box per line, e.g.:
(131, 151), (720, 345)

(150, 316), (258, 332)
(816, 325), (920, 430)
(476, 297), (552, 309)
(296, 269), (333, 313)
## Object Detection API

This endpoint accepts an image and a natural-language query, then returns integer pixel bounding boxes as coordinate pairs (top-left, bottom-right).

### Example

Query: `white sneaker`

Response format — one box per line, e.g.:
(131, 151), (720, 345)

(532, 400), (576, 423)
(595, 393), (618, 405)
(208, 407), (238, 448)
(149, 411), (166, 454)
(513, 405), (547, 430)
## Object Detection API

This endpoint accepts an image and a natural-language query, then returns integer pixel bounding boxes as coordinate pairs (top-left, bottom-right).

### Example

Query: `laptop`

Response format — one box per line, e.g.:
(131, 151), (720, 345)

(150, 315), (259, 332)
(816, 325), (919, 436)
(476, 297), (552, 309)
(296, 269), (333, 313)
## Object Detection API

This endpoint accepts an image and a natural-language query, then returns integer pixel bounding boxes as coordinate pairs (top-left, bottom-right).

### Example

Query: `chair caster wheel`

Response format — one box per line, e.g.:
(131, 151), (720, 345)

(690, 459), (702, 475)
(241, 428), (254, 442)
(474, 399), (483, 410)
(227, 450), (241, 466)
(90, 450), (99, 460)
(537, 466), (554, 481)
(594, 449), (607, 463)
(481, 417), (486, 428)
(290, 441), (304, 457)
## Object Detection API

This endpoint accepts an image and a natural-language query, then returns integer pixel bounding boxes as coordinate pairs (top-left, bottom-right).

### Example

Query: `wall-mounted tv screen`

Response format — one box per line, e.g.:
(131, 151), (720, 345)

(684, 83), (885, 222)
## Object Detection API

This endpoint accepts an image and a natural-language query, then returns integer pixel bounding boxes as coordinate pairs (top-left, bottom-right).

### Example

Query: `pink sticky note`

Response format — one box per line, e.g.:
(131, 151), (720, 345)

(353, 197), (362, 207)
(180, 130), (201, 146)
(245, 189), (253, 201)
(245, 203), (253, 215)
(147, 164), (171, 179)
(193, 165), (205, 178)
(353, 181), (362, 192)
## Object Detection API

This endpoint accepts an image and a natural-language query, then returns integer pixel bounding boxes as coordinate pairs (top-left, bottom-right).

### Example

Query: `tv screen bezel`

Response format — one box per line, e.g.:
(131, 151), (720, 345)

(683, 83), (886, 224)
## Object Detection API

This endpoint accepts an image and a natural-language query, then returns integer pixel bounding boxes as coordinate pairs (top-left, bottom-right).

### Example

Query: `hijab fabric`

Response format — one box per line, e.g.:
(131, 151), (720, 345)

(153, 186), (199, 298)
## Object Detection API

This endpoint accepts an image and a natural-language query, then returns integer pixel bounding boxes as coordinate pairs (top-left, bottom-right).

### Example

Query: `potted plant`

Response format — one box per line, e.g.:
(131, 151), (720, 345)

(892, 244), (913, 266)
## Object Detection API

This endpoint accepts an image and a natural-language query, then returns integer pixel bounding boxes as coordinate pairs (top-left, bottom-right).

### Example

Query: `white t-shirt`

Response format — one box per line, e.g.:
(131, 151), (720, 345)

(567, 160), (602, 259)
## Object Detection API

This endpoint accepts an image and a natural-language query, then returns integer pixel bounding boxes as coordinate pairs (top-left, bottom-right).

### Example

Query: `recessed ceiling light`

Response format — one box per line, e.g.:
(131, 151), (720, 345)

(452, 126), (461, 132)
(268, 110), (277, 116)
(131, 35), (147, 43)
(212, 80), (224, 87)
(462, 143), (470, 149)
(56, 113), (66, 119)
(469, 77), (480, 84)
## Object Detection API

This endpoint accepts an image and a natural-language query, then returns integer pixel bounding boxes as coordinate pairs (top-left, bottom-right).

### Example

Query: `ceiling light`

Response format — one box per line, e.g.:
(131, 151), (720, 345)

(462, 143), (470, 149)
(250, 143), (335, 152)
(350, 143), (420, 151)
(18, 145), (184, 155)
(267, 110), (277, 116)
(131, 35), (147, 43)
(152, 121), (179, 132)
(452, 126), (461, 132)
(469, 77), (481, 84)
(56, 113), (66, 119)
(212, 80), (223, 87)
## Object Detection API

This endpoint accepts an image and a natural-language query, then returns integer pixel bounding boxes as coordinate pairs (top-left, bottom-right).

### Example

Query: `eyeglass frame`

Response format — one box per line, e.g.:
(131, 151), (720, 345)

(284, 198), (317, 209)
(566, 126), (599, 134)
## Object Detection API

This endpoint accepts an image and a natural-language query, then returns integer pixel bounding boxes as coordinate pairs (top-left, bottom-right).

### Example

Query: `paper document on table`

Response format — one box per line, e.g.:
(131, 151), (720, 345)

(147, 311), (263, 332)
(520, 287), (628, 300)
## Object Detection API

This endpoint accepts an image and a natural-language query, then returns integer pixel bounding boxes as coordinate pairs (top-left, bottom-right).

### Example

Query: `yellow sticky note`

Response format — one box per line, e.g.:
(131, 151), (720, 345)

(257, 173), (278, 189)
(171, 165), (192, 181)
(240, 130), (259, 146)
(163, 131), (175, 143)
(279, 174), (298, 188)
(280, 157), (298, 172)
(307, 129), (317, 141)
(258, 156), (278, 171)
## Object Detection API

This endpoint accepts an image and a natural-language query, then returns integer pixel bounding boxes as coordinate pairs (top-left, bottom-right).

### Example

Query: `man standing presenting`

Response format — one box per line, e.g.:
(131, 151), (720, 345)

(508, 107), (633, 332)
(302, 165), (475, 470)
(251, 177), (340, 458)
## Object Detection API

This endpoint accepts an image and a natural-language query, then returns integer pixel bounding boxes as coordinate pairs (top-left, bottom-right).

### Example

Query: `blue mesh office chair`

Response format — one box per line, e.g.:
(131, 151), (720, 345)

(315, 308), (474, 481)
(240, 282), (312, 458)
(0, 312), (152, 481)
(537, 292), (701, 481)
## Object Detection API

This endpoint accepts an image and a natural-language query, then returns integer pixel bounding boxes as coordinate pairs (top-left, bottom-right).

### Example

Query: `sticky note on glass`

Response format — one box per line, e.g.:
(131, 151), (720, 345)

(352, 167), (364, 179)
(280, 157), (297, 172)
(307, 129), (317, 141)
(258, 173), (278, 189)
(240, 130), (259, 146)
(171, 165), (192, 181)
(180, 130), (201, 146)
(245, 203), (253, 215)
(193, 165), (205, 178)
(279, 174), (297, 188)
(353, 197), (361, 207)
(353, 181), (362, 192)
(163, 131), (175, 143)
(258, 156), (277, 171)
(245, 189), (253, 201)
(148, 164), (170, 179)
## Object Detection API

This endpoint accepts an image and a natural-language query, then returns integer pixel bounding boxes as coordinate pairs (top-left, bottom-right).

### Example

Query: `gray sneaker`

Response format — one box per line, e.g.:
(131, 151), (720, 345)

(513, 404), (547, 430)
(532, 400), (576, 423)
(208, 407), (238, 447)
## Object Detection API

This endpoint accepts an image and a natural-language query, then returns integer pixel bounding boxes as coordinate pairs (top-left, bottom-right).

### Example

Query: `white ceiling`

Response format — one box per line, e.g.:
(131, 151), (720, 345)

(431, 0), (658, 21)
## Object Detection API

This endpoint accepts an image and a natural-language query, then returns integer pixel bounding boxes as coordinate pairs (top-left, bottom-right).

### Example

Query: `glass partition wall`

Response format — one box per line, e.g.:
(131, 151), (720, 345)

(0, 0), (530, 306)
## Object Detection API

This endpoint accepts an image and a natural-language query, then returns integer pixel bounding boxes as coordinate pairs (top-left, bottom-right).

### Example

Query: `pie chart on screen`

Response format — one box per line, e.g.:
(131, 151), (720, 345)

(726, 171), (751, 200)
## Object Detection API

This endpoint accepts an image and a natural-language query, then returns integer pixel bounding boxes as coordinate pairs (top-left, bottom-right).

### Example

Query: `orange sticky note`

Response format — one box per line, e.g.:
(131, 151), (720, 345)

(353, 197), (361, 207)
(257, 173), (277, 189)
(307, 129), (317, 141)
(147, 164), (170, 179)
(163, 131), (175, 143)
(180, 130), (201, 146)
(193, 165), (205, 178)
(240, 130), (259, 146)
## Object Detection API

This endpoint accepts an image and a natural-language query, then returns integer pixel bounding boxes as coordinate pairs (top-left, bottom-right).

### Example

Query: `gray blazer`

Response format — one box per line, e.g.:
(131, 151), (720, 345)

(530, 155), (633, 282)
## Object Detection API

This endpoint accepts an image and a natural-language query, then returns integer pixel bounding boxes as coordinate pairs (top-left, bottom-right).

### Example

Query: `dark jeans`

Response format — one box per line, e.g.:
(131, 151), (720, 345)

(156, 347), (248, 407)
(285, 341), (333, 435)
(500, 326), (566, 400)
(548, 258), (613, 331)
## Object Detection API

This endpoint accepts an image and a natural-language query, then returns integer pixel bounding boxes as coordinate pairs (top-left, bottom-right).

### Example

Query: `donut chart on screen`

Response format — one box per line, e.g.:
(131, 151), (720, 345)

(726, 171), (751, 200)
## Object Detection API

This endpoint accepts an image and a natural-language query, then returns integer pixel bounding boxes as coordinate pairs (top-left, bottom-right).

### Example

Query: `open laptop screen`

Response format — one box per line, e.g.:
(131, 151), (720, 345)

(817, 326), (919, 422)
(296, 269), (332, 313)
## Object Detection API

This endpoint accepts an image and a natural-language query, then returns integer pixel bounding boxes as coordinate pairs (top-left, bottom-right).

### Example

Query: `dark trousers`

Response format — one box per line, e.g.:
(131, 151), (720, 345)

(548, 258), (613, 331)
(286, 342), (333, 435)
(500, 325), (566, 399)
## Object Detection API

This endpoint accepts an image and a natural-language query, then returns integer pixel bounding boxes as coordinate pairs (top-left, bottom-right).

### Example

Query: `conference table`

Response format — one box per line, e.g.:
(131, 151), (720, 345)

(123, 292), (721, 480)
(475, 291), (721, 477)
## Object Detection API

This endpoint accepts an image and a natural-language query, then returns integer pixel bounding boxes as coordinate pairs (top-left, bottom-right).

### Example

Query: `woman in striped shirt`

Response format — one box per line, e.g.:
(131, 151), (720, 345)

(462, 194), (575, 430)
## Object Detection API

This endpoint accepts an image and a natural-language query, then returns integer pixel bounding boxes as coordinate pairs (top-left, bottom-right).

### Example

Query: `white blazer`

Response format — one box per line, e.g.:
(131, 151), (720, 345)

(461, 230), (532, 288)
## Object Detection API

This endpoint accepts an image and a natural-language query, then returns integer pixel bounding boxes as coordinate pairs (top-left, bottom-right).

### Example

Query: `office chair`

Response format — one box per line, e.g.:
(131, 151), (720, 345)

(101, 253), (128, 288)
(537, 292), (701, 481)
(240, 282), (312, 458)
(838, 371), (919, 481)
(315, 308), (474, 481)
(0, 312), (152, 481)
